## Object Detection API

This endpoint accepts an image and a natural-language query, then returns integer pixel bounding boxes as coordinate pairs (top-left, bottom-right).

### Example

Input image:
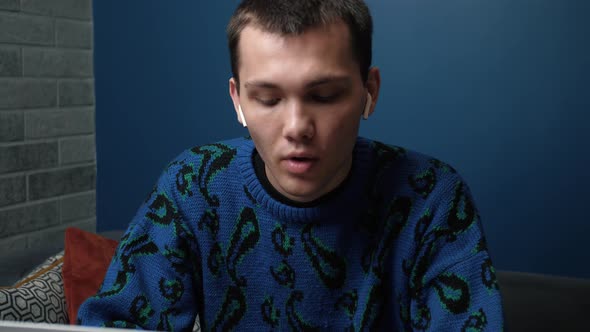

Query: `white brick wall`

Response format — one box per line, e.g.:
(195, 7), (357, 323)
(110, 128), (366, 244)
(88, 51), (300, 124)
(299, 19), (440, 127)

(0, 0), (96, 257)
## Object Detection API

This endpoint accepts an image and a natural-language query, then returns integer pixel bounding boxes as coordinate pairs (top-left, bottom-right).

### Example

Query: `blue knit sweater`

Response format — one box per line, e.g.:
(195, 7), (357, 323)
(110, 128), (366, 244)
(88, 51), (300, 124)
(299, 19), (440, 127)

(78, 137), (504, 331)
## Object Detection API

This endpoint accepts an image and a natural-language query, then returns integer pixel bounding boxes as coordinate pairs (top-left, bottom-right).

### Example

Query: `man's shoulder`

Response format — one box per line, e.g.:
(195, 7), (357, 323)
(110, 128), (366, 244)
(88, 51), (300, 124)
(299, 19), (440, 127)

(150, 137), (251, 204)
(158, 137), (251, 182)
(166, 136), (250, 166)
(363, 137), (466, 200)
(364, 137), (459, 176)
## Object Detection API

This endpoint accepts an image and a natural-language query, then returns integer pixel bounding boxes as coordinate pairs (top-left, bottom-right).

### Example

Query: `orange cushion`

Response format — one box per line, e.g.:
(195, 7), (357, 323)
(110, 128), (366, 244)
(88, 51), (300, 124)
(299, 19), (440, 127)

(62, 227), (119, 324)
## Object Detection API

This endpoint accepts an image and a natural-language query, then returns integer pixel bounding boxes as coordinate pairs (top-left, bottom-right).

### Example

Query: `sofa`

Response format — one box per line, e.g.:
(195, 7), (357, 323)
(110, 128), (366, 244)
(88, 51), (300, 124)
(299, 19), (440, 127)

(1, 229), (589, 331)
(497, 270), (590, 331)
(0, 229), (124, 324)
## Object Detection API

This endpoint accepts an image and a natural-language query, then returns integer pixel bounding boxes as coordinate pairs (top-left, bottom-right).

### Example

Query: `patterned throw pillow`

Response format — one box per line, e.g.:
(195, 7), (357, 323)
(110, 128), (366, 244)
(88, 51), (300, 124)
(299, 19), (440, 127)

(0, 254), (68, 323)
(13, 251), (64, 286)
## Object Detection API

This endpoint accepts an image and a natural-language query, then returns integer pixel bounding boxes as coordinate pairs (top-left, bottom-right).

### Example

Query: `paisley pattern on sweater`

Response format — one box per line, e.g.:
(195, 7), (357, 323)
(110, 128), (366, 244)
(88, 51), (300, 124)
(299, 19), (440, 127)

(261, 296), (281, 328)
(335, 290), (358, 319)
(286, 290), (319, 331)
(301, 223), (347, 290)
(78, 137), (504, 331)
(190, 143), (237, 207)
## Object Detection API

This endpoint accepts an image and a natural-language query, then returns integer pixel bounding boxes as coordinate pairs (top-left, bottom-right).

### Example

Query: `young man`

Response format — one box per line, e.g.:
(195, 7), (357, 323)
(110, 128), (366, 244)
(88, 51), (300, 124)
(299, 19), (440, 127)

(79, 0), (504, 330)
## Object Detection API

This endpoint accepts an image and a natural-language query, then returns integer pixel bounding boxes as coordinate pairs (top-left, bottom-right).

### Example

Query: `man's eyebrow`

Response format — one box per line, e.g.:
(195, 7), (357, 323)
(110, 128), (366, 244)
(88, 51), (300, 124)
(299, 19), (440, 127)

(243, 76), (352, 90)
(244, 81), (280, 90)
(305, 76), (351, 88)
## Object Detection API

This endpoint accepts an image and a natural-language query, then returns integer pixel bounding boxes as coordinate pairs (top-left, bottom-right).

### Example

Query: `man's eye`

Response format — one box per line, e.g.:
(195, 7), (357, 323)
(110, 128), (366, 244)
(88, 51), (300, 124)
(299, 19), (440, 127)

(255, 97), (280, 106)
(312, 93), (340, 103)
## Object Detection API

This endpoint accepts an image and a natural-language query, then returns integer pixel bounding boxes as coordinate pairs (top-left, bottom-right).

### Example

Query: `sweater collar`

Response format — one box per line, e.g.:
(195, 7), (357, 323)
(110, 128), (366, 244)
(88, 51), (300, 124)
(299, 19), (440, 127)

(236, 137), (373, 223)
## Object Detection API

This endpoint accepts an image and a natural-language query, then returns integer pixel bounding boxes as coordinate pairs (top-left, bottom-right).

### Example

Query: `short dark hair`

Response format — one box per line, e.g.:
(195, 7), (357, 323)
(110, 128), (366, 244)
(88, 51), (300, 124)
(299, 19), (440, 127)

(227, 0), (373, 90)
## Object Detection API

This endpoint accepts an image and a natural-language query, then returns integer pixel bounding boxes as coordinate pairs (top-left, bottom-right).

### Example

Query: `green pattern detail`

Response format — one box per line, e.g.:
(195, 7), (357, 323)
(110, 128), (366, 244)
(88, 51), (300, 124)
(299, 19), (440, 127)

(409, 167), (436, 198)
(146, 192), (180, 227)
(129, 295), (154, 325)
(212, 286), (247, 331)
(190, 143), (237, 207)
(226, 207), (260, 287)
(270, 259), (296, 288)
(461, 308), (487, 332)
(414, 208), (433, 243)
(433, 273), (471, 315)
(481, 258), (499, 293)
(261, 296), (281, 328)
(286, 291), (319, 332)
(446, 181), (477, 240)
(198, 209), (219, 237)
(335, 290), (358, 319)
(302, 223), (347, 290)
(175, 162), (197, 200)
(364, 196), (412, 278)
(272, 223), (294, 257)
(96, 233), (158, 299)
(430, 158), (457, 174)
(411, 303), (432, 330)
(207, 242), (224, 277)
(159, 278), (184, 304)
(359, 283), (385, 330)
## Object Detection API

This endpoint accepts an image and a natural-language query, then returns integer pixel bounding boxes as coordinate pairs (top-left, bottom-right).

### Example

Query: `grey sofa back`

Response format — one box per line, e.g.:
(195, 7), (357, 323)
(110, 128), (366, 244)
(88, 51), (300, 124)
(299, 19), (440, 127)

(497, 270), (590, 331)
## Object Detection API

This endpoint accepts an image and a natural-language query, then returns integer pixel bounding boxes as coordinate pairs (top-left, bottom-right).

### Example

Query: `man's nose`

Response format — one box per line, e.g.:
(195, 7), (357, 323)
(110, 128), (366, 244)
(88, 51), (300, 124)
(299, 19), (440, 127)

(282, 101), (315, 143)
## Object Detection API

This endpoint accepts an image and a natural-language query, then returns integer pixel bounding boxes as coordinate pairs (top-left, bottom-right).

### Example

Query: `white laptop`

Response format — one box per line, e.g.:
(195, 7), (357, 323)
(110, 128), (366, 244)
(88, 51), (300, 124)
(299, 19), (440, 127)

(0, 321), (154, 332)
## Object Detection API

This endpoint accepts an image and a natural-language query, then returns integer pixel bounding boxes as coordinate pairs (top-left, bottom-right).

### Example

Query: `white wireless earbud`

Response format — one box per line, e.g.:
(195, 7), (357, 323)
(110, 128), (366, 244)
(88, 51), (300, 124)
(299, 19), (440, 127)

(238, 104), (247, 127)
(363, 93), (372, 120)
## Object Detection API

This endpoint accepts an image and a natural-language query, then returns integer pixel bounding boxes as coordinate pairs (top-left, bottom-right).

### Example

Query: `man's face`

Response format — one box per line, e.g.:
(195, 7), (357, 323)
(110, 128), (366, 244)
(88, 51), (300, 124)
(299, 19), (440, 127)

(230, 21), (379, 203)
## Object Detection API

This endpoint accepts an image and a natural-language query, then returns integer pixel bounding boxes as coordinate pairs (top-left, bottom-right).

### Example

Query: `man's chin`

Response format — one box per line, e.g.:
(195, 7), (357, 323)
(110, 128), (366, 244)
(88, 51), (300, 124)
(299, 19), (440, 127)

(267, 168), (327, 203)
(276, 181), (324, 204)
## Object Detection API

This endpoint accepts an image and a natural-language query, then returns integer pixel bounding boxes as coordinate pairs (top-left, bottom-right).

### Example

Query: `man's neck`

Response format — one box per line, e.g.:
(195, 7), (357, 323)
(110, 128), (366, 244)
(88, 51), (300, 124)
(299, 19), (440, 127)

(252, 150), (351, 208)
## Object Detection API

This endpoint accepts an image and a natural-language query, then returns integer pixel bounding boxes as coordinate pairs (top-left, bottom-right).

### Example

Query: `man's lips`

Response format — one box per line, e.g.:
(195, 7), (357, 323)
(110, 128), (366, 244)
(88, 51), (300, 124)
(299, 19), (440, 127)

(281, 153), (318, 174)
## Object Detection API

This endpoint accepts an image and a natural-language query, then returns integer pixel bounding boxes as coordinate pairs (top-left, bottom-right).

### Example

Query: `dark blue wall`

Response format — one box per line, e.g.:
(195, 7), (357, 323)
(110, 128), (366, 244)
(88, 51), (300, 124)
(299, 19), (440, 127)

(93, 0), (590, 278)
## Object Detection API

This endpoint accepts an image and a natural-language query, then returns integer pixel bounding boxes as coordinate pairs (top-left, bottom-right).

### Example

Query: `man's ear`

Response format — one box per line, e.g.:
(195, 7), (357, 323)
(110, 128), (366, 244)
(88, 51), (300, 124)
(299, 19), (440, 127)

(229, 77), (245, 126)
(364, 67), (381, 118)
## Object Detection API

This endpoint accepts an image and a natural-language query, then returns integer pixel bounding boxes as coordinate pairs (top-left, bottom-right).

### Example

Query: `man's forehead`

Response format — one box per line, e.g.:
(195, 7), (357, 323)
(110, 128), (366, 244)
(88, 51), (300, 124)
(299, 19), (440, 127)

(235, 20), (359, 89)
(241, 14), (349, 36)
(238, 20), (351, 50)
(244, 75), (353, 90)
